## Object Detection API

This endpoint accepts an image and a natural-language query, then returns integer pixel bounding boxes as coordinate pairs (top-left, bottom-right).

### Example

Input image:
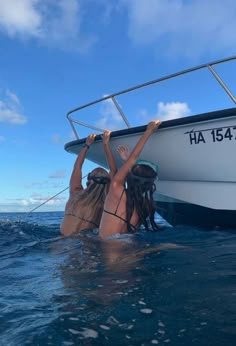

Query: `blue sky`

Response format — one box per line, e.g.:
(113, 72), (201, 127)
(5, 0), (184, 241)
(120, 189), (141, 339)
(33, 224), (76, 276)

(0, 0), (235, 213)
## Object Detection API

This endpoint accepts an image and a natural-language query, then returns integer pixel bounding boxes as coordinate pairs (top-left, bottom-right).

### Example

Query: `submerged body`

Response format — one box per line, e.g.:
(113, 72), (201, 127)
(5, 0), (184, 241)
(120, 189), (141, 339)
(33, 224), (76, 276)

(1, 212), (235, 346)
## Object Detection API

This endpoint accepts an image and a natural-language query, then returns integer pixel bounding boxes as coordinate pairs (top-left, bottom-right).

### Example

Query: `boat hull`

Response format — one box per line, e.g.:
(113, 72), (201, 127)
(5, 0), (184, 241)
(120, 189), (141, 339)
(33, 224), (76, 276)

(155, 198), (236, 228)
(65, 108), (236, 228)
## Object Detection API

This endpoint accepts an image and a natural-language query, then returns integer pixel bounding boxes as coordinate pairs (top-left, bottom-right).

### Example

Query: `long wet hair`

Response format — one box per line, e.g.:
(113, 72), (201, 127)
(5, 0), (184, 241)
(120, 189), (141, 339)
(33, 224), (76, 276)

(70, 167), (110, 227)
(126, 164), (159, 232)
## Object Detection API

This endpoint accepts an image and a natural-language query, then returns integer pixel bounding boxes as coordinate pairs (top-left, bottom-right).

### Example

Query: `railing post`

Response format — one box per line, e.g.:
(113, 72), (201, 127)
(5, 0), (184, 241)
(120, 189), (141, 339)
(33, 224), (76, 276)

(207, 65), (236, 104)
(111, 96), (131, 128)
(69, 119), (79, 139)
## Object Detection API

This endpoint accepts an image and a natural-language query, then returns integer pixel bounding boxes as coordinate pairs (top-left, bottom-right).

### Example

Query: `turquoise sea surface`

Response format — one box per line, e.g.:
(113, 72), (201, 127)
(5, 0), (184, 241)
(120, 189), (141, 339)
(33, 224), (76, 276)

(0, 211), (235, 345)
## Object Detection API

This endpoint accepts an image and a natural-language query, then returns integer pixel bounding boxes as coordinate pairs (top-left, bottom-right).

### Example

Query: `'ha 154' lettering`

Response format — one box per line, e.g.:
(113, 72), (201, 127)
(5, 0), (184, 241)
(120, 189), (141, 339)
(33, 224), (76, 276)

(185, 126), (236, 145)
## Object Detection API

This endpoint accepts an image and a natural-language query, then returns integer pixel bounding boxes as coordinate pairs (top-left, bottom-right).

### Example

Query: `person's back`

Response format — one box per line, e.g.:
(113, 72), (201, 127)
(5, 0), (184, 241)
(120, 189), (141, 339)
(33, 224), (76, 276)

(61, 168), (110, 236)
(61, 131), (117, 236)
(61, 194), (95, 236)
(99, 120), (161, 239)
(99, 181), (140, 237)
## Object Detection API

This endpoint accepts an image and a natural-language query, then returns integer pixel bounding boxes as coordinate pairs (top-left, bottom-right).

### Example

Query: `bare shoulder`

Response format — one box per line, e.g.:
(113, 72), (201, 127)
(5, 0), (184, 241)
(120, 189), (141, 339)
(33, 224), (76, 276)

(109, 179), (125, 199)
(103, 180), (125, 212)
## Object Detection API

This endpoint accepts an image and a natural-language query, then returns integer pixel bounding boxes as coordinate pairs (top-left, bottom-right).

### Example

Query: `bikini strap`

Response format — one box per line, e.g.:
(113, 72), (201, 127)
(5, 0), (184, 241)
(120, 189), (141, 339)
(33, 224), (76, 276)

(65, 212), (99, 228)
(114, 189), (125, 215)
(103, 209), (137, 232)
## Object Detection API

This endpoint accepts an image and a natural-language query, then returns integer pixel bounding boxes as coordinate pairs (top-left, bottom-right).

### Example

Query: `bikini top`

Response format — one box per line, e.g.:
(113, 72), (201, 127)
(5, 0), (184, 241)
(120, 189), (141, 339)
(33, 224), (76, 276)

(103, 189), (137, 232)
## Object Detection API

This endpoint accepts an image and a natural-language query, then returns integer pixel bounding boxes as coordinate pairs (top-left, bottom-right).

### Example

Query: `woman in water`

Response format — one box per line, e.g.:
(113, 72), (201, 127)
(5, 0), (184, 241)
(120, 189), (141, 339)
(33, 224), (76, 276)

(99, 120), (162, 239)
(61, 131), (117, 236)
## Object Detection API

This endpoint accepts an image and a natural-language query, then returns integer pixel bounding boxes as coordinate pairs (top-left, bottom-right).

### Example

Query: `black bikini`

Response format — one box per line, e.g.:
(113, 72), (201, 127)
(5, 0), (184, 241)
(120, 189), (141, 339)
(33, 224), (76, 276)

(103, 189), (137, 232)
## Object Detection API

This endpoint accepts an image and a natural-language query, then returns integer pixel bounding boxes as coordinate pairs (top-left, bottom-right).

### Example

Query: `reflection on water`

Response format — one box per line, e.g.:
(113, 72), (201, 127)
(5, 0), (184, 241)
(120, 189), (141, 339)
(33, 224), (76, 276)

(0, 212), (235, 345)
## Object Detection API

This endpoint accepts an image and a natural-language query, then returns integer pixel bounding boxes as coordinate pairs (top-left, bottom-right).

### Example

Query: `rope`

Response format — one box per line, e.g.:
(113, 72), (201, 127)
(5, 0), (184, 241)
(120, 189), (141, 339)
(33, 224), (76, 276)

(26, 186), (69, 214)
(25, 174), (88, 215)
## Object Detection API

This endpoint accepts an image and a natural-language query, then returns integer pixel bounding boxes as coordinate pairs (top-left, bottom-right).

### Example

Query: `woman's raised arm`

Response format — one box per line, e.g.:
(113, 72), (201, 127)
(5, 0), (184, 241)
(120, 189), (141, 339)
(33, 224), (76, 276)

(102, 130), (117, 179)
(113, 120), (161, 186)
(69, 134), (96, 193)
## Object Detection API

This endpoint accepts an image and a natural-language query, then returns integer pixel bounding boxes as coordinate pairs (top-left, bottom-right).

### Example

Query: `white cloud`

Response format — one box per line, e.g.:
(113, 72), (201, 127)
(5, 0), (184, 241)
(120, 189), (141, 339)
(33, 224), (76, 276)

(139, 101), (191, 122)
(49, 170), (67, 179)
(0, 90), (27, 124)
(120, 0), (236, 57)
(95, 98), (190, 129)
(96, 97), (126, 130)
(0, 192), (67, 212)
(1, 1), (235, 56)
(155, 101), (191, 121)
(29, 192), (65, 205)
(0, 0), (96, 52)
(6, 89), (21, 104)
(24, 181), (49, 189)
(0, 0), (42, 37)
(20, 199), (30, 206)
(52, 183), (65, 189)
(52, 134), (64, 144)
(52, 131), (76, 144)
(41, 0), (96, 52)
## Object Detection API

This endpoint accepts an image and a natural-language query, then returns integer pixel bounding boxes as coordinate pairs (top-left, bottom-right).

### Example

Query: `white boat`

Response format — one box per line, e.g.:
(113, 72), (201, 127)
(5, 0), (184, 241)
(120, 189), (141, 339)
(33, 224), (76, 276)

(64, 56), (236, 228)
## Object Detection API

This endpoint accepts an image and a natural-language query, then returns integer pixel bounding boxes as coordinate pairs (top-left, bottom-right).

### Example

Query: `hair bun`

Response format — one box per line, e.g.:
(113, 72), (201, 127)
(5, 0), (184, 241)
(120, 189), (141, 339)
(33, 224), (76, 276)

(90, 176), (110, 185)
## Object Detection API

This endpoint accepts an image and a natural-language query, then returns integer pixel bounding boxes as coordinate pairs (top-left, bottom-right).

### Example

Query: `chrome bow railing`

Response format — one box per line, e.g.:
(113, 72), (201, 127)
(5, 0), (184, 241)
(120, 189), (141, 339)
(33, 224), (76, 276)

(66, 56), (236, 139)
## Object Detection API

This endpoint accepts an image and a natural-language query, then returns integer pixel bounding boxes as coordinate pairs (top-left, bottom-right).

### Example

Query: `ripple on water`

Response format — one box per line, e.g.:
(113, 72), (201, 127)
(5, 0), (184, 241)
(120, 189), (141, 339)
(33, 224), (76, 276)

(0, 213), (235, 345)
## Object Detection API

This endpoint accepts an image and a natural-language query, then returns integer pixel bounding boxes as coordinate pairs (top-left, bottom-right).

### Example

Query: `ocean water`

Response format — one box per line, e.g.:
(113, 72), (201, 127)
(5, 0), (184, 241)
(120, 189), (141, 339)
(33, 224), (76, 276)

(0, 212), (235, 346)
